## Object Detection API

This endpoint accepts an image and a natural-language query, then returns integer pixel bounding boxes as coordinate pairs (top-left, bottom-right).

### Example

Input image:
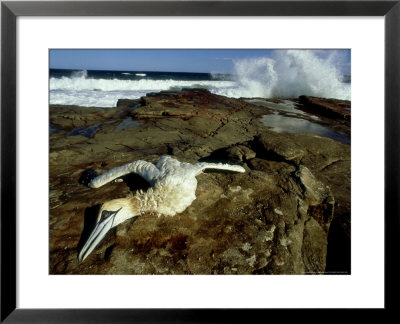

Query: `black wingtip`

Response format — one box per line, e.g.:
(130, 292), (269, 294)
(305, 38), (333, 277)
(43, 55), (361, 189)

(79, 169), (98, 187)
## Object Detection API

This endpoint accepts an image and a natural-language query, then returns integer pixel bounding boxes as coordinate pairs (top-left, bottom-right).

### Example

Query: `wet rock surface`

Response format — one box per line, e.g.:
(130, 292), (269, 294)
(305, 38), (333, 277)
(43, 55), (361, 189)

(50, 89), (350, 274)
(299, 95), (351, 121)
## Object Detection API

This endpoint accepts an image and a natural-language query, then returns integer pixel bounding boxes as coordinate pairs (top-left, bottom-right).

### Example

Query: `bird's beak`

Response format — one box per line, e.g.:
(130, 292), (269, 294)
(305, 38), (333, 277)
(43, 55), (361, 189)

(78, 208), (121, 262)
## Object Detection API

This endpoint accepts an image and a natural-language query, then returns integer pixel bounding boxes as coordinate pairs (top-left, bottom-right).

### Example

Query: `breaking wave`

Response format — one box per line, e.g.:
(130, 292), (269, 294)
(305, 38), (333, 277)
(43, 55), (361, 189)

(214, 50), (350, 100)
(49, 50), (350, 107)
(50, 77), (234, 92)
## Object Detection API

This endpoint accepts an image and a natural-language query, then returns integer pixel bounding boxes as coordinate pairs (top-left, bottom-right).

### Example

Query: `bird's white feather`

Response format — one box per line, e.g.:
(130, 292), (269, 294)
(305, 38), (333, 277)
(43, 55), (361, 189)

(89, 160), (159, 188)
(80, 156), (245, 261)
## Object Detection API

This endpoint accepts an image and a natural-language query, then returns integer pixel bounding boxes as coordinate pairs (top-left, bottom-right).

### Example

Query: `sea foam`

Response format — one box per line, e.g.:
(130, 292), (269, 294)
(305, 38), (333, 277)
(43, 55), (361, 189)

(50, 73), (235, 92)
(49, 50), (350, 107)
(49, 77), (235, 107)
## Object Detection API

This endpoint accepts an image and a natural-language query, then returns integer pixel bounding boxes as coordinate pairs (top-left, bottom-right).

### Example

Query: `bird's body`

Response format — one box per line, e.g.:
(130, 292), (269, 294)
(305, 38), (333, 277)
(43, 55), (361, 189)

(78, 156), (245, 261)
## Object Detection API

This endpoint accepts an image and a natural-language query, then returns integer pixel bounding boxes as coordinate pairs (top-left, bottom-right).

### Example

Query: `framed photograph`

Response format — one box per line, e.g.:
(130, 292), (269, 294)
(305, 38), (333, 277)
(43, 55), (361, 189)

(1, 0), (398, 321)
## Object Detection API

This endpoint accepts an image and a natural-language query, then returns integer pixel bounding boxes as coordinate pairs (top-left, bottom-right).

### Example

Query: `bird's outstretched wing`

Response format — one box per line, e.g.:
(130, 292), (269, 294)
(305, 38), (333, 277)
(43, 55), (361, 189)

(193, 162), (245, 176)
(88, 160), (160, 188)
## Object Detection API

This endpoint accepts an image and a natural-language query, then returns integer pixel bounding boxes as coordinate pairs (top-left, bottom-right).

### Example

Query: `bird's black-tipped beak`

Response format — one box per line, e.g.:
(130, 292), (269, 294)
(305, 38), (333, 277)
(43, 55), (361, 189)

(78, 208), (121, 262)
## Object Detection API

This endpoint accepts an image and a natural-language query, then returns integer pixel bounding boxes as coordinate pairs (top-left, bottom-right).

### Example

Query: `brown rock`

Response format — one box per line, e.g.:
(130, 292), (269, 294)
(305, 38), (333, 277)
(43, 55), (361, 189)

(299, 95), (351, 121)
(49, 89), (350, 275)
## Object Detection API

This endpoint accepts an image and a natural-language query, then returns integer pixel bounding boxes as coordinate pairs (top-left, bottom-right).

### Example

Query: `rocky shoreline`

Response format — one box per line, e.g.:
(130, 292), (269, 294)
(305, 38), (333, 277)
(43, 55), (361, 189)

(49, 89), (350, 274)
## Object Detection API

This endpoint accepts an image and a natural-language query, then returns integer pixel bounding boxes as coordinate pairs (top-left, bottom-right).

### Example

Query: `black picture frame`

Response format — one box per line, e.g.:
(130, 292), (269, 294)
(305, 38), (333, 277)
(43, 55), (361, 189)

(1, 0), (398, 322)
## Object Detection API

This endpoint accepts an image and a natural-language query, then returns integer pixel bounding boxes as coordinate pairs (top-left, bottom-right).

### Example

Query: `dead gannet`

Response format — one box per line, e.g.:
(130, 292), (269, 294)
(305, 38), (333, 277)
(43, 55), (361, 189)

(78, 155), (245, 261)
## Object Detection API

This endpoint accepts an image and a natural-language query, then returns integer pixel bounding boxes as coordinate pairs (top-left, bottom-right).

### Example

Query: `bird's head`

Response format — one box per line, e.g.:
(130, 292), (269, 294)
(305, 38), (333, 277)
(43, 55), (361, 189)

(78, 197), (138, 262)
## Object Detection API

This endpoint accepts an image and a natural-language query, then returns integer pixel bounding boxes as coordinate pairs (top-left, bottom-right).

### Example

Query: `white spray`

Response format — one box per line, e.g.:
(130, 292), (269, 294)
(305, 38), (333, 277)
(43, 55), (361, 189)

(215, 50), (350, 100)
(49, 50), (350, 107)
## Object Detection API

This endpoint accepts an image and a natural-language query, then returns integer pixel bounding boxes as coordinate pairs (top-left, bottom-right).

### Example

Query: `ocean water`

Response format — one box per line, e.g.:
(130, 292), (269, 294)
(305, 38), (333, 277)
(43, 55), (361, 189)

(50, 50), (350, 108)
(50, 69), (236, 107)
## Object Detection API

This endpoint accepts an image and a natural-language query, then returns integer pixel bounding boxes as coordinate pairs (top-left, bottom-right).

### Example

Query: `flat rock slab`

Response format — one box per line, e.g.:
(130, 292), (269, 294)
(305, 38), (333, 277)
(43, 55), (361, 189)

(299, 95), (351, 121)
(49, 89), (350, 274)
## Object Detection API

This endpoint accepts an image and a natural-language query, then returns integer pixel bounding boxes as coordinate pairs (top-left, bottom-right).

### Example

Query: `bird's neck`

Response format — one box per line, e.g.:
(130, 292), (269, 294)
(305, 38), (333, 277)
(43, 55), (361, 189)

(111, 197), (142, 228)
(111, 191), (159, 228)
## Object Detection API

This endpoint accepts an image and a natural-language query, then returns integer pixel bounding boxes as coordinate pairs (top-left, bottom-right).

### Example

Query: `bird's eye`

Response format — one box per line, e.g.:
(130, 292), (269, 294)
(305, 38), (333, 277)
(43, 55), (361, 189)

(100, 210), (113, 222)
